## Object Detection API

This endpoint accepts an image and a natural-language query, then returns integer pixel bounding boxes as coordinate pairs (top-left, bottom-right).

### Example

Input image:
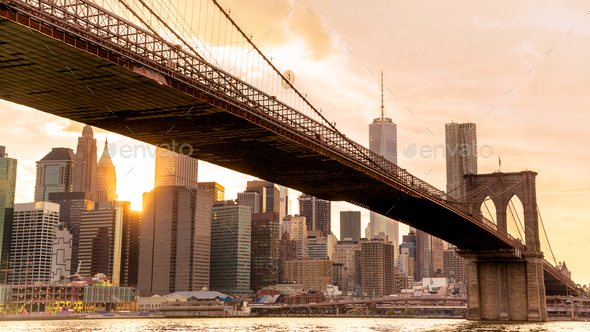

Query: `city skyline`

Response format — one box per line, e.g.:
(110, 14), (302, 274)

(0, 0), (589, 287)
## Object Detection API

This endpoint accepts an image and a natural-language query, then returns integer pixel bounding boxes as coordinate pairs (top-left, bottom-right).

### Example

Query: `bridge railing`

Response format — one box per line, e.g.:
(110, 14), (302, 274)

(4, 0), (522, 250)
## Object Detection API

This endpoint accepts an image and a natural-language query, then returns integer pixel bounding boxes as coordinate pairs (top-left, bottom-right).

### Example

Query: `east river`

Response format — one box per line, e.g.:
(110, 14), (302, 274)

(0, 318), (588, 331)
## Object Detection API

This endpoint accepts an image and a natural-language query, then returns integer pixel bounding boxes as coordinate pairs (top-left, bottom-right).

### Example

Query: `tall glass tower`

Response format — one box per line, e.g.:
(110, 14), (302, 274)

(368, 73), (399, 252)
(0, 146), (17, 262)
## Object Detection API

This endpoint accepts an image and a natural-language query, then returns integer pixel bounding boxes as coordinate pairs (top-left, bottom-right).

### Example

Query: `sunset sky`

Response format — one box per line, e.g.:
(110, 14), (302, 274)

(1, 0), (590, 284)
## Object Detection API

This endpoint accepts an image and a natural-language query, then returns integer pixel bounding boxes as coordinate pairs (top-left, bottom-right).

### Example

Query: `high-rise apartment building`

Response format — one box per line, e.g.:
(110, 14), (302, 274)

(237, 191), (260, 214)
(245, 180), (280, 213)
(340, 211), (361, 241)
(34, 148), (76, 202)
(299, 194), (331, 236)
(138, 186), (211, 295)
(79, 201), (140, 286)
(210, 200), (252, 295)
(443, 245), (466, 284)
(72, 125), (97, 196)
(416, 230), (434, 281)
(0, 146), (17, 261)
(333, 239), (359, 291)
(445, 122), (477, 199)
(154, 147), (198, 188)
(96, 139), (117, 202)
(278, 232), (299, 283)
(9, 202), (60, 284)
(197, 182), (225, 206)
(48, 191), (94, 274)
(250, 212), (279, 292)
(360, 237), (395, 298)
(368, 73), (400, 254)
(51, 224), (73, 282)
(281, 215), (308, 258)
(283, 258), (332, 291)
(431, 236), (445, 277)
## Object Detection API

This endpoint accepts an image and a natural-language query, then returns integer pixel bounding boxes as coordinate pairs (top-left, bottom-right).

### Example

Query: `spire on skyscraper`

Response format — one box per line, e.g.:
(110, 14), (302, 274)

(379, 71), (386, 119)
(96, 138), (117, 202)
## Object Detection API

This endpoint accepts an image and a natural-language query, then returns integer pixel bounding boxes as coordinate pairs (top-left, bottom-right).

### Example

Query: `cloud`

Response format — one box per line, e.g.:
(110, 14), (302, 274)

(219, 0), (334, 59)
(540, 185), (590, 195)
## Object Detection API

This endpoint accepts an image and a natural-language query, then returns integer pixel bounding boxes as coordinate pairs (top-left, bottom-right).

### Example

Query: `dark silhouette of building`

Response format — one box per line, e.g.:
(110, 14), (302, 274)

(0, 146), (17, 262)
(34, 148), (76, 202)
(360, 237), (394, 298)
(299, 194), (331, 236)
(339, 211), (361, 241)
(138, 186), (211, 295)
(48, 191), (94, 274)
(250, 212), (279, 292)
(79, 201), (140, 286)
(72, 125), (97, 197)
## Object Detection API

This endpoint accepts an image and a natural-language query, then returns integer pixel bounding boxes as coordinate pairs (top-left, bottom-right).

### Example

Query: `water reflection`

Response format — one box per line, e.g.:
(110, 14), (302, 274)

(0, 318), (587, 332)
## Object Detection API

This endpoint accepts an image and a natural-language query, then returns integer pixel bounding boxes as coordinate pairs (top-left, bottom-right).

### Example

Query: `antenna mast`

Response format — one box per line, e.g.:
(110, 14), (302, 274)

(380, 71), (385, 118)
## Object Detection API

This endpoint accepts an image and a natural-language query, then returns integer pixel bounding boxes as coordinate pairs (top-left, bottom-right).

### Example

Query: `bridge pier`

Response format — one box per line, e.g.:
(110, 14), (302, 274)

(462, 250), (547, 322)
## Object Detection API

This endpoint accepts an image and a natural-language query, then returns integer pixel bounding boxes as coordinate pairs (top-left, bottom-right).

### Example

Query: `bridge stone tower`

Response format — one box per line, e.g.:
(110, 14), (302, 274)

(460, 171), (547, 321)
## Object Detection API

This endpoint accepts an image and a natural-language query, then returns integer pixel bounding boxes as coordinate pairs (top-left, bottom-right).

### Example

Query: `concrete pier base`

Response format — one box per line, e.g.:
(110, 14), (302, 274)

(463, 250), (547, 322)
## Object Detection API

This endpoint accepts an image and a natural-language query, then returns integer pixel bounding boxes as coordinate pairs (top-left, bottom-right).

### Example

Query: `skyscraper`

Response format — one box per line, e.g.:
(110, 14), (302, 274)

(281, 215), (308, 258)
(368, 73), (399, 253)
(34, 148), (76, 202)
(416, 229), (433, 281)
(340, 211), (361, 241)
(138, 186), (211, 295)
(245, 180), (280, 213)
(210, 200), (252, 295)
(96, 139), (117, 202)
(400, 230), (417, 281)
(154, 147), (198, 188)
(79, 201), (140, 286)
(445, 122), (477, 199)
(278, 232), (299, 283)
(72, 125), (97, 196)
(299, 194), (331, 236)
(333, 239), (359, 291)
(9, 202), (60, 284)
(0, 146), (17, 261)
(237, 191), (261, 214)
(250, 212), (279, 292)
(360, 237), (395, 298)
(48, 191), (94, 273)
(197, 182), (225, 206)
(443, 245), (466, 284)
(279, 186), (290, 222)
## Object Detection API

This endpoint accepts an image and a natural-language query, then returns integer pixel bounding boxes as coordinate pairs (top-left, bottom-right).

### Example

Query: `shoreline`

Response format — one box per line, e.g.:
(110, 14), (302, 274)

(0, 314), (587, 323)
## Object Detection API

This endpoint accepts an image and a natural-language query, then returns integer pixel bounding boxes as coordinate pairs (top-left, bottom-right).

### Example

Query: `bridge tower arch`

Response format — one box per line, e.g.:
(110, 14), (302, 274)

(464, 170), (541, 251)
(460, 171), (547, 322)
